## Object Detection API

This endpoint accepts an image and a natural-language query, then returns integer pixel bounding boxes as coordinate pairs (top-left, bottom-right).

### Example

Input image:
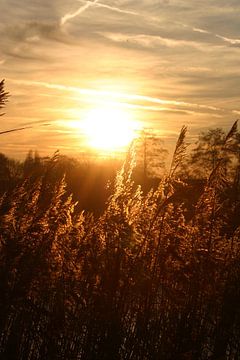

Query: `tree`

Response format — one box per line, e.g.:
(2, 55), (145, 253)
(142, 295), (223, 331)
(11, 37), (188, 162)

(23, 150), (44, 177)
(0, 153), (22, 194)
(189, 128), (236, 179)
(134, 130), (168, 185)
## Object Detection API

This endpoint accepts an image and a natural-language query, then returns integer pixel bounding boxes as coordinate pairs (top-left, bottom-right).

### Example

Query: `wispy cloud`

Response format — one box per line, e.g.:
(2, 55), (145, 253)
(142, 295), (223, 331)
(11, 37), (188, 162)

(192, 27), (211, 34)
(232, 110), (240, 115)
(182, 22), (240, 48)
(61, 0), (139, 26)
(93, 1), (139, 16)
(61, 0), (99, 26)
(8, 78), (222, 114)
(216, 34), (240, 45)
(99, 32), (207, 51)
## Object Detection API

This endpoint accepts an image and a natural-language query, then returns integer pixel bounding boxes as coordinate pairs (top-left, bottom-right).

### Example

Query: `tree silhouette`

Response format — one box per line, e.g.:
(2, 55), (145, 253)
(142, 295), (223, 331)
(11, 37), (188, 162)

(189, 127), (239, 179)
(134, 130), (168, 191)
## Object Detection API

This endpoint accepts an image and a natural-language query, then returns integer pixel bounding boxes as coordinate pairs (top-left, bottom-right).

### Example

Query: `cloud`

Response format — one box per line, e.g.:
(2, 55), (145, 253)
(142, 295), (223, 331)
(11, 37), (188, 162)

(178, 22), (240, 50)
(61, 0), (99, 25)
(60, 0), (139, 27)
(4, 21), (69, 44)
(92, 1), (139, 16)
(97, 31), (227, 54)
(192, 27), (211, 34)
(0, 21), (73, 62)
(232, 110), (240, 116)
(8, 78), (223, 114)
(216, 34), (240, 46)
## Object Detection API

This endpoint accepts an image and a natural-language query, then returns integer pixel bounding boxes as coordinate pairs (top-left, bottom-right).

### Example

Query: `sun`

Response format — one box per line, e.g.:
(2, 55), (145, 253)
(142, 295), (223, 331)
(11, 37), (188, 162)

(80, 107), (141, 152)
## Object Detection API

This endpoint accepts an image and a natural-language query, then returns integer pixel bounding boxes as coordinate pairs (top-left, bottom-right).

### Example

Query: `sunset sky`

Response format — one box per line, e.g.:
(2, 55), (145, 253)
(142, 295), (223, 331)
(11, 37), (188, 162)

(0, 0), (240, 158)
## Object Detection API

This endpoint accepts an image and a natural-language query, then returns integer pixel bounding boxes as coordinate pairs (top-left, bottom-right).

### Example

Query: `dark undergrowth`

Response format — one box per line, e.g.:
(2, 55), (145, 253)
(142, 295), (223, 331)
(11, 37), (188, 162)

(0, 125), (240, 359)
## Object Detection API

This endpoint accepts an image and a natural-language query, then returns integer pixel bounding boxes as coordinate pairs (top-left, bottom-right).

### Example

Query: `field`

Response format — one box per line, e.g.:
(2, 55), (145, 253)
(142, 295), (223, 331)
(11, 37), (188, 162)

(0, 123), (240, 359)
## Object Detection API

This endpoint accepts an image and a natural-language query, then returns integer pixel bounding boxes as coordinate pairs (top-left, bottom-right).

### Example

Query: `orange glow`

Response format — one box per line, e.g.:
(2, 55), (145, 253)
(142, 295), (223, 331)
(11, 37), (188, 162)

(70, 106), (141, 152)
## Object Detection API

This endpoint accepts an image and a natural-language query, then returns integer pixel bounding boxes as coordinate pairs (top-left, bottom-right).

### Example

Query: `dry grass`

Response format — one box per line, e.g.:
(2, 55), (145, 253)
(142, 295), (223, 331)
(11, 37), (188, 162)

(0, 125), (240, 359)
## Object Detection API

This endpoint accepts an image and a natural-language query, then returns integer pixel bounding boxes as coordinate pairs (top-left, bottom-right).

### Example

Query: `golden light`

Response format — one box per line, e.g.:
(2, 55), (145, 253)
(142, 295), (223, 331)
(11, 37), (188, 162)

(80, 107), (141, 152)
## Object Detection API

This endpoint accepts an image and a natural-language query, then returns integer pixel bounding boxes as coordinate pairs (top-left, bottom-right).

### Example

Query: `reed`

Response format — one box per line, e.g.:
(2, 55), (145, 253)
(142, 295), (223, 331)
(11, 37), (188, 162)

(0, 124), (239, 359)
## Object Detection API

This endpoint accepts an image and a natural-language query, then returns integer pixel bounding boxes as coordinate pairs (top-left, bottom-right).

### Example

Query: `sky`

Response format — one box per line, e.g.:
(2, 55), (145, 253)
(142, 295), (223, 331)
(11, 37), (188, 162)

(0, 0), (240, 159)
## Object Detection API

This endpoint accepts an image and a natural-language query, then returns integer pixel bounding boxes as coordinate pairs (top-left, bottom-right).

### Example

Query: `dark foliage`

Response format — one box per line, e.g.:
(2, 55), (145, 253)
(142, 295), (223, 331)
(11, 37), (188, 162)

(0, 122), (240, 359)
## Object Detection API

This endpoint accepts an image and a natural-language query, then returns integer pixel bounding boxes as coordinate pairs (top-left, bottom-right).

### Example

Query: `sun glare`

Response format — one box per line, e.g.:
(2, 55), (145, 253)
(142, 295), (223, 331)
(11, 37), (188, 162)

(80, 107), (141, 152)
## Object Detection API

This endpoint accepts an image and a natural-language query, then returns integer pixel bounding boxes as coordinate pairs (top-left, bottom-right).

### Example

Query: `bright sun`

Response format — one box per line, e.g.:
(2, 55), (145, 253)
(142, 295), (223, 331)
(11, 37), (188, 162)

(80, 107), (141, 152)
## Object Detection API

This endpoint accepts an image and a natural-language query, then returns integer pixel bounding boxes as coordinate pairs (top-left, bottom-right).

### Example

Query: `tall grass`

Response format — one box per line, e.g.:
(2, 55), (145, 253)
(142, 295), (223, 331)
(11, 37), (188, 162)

(0, 126), (239, 359)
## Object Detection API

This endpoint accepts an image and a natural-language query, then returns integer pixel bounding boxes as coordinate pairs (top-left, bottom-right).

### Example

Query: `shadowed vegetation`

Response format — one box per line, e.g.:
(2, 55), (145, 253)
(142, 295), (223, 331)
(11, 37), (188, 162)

(0, 122), (240, 359)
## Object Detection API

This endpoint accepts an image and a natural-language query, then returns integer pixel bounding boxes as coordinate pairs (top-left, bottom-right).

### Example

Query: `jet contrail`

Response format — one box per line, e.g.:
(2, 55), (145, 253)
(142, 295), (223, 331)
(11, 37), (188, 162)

(61, 0), (139, 26)
(92, 1), (139, 16)
(61, 0), (99, 25)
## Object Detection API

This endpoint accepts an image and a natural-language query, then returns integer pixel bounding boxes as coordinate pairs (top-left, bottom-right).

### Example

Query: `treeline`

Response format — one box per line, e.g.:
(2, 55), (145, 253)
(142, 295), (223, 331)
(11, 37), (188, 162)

(0, 122), (239, 359)
(0, 151), (124, 214)
(1, 122), (240, 214)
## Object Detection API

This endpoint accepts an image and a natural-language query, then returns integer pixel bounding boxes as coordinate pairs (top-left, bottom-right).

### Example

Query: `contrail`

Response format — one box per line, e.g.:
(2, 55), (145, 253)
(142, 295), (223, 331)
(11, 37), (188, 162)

(216, 34), (240, 45)
(92, 1), (139, 16)
(61, 0), (99, 25)
(179, 22), (240, 46)
(61, 0), (139, 26)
